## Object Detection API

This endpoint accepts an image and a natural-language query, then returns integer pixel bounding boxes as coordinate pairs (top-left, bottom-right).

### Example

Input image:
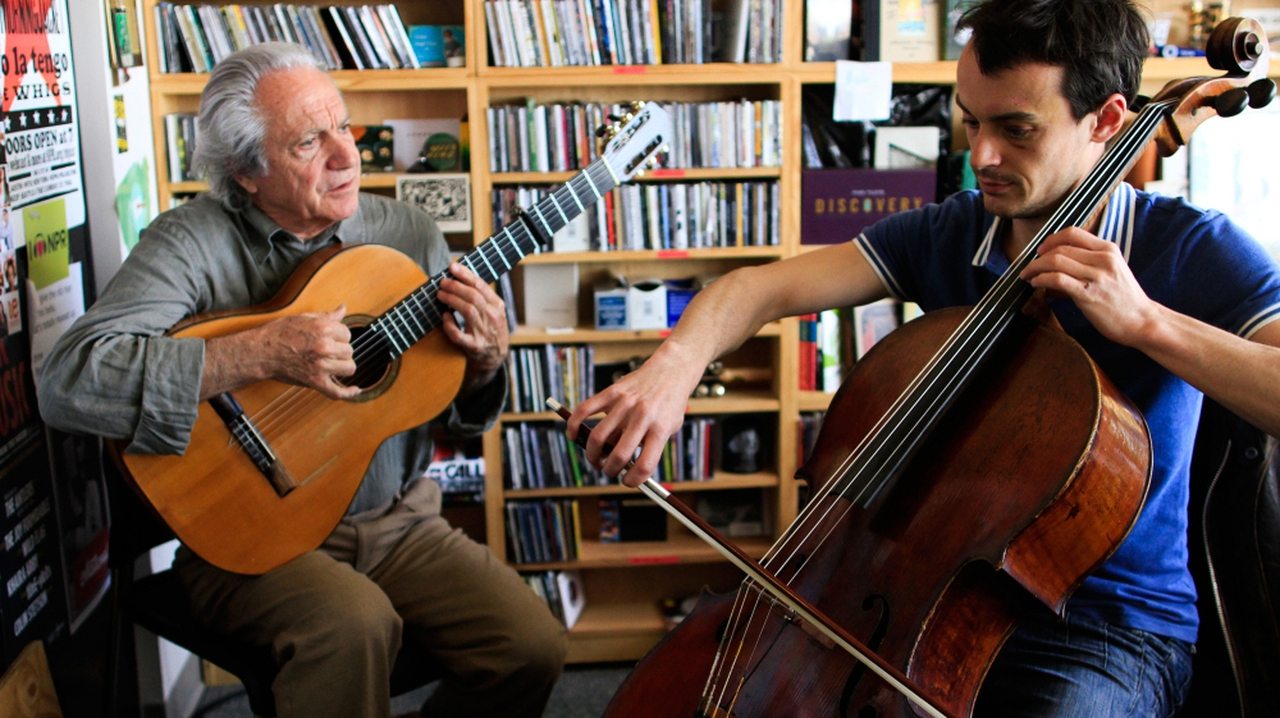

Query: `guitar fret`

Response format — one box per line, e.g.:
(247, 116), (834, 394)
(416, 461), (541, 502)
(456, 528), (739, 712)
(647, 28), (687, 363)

(531, 205), (554, 237)
(399, 301), (426, 337)
(504, 226), (526, 258)
(549, 193), (570, 224)
(582, 172), (602, 200)
(566, 180), (586, 211)
(495, 240), (512, 271)
(475, 246), (496, 280)
(601, 160), (620, 185)
(384, 319), (409, 354)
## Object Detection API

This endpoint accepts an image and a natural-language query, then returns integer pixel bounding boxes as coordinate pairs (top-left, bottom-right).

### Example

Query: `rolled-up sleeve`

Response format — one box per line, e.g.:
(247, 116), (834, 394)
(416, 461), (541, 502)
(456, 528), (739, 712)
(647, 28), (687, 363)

(37, 215), (212, 454)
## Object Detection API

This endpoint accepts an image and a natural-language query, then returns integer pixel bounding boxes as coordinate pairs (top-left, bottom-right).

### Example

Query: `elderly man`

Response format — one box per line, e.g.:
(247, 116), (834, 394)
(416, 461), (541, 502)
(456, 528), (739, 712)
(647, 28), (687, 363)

(38, 42), (564, 717)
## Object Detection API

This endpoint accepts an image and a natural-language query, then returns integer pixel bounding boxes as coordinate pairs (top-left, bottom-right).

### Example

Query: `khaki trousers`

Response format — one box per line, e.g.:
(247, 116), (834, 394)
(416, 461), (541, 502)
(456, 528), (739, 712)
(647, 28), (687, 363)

(173, 482), (567, 718)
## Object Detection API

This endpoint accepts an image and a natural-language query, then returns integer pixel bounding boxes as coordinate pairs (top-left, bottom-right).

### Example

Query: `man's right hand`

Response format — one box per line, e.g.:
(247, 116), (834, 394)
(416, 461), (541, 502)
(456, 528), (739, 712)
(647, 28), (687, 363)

(201, 306), (361, 401)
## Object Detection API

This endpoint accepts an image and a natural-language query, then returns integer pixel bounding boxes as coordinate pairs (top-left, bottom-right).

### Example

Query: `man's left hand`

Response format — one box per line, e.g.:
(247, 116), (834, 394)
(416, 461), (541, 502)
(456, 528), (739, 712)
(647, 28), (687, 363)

(1020, 227), (1159, 347)
(438, 261), (509, 393)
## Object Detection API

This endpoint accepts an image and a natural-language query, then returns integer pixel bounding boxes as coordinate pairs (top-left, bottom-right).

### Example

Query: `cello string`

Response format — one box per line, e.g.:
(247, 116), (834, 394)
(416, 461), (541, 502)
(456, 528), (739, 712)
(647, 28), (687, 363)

(694, 100), (1174, 706)
(698, 97), (1173, 712)
(753, 100), (1173, 586)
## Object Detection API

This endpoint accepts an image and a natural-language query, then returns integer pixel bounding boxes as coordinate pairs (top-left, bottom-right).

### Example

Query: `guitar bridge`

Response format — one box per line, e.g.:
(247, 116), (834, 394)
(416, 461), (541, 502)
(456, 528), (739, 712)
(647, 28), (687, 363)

(209, 393), (297, 496)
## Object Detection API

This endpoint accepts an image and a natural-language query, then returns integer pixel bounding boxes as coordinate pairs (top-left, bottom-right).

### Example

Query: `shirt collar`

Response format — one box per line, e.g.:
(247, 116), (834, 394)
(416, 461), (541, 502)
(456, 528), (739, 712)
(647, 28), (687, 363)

(970, 182), (1137, 269)
(240, 202), (350, 263)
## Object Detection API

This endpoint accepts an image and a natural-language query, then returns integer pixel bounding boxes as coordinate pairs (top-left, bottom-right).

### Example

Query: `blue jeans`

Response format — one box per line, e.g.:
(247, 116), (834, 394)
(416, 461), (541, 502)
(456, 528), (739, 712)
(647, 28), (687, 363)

(974, 609), (1194, 717)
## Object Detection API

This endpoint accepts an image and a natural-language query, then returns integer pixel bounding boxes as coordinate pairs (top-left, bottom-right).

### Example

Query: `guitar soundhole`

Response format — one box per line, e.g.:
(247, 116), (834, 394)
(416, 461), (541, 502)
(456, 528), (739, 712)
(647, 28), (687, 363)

(343, 325), (392, 390)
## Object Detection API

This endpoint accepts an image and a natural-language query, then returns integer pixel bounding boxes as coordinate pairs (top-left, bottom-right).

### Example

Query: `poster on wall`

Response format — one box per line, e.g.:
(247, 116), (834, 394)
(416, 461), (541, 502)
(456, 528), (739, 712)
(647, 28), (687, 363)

(0, 438), (69, 664)
(0, 0), (99, 656)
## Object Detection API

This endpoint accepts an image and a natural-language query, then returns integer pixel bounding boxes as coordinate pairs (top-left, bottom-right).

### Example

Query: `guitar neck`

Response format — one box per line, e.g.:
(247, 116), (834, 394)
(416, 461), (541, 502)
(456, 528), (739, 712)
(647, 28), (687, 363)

(371, 157), (624, 357)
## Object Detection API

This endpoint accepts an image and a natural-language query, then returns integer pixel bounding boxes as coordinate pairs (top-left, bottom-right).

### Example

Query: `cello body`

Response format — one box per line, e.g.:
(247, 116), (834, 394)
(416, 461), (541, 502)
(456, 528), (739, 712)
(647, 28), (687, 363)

(605, 307), (1151, 717)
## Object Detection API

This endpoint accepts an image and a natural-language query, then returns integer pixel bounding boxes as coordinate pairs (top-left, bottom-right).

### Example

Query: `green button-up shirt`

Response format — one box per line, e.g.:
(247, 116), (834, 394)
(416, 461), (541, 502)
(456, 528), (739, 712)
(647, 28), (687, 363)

(38, 192), (504, 517)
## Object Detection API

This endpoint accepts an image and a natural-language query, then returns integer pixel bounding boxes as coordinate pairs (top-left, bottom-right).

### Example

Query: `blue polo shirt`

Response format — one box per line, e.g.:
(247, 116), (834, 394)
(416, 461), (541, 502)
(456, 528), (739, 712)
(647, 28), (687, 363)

(855, 184), (1280, 643)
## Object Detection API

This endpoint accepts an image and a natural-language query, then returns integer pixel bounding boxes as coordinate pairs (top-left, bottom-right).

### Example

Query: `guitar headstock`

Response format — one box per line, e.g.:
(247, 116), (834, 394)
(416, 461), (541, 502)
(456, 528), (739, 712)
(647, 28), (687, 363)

(597, 102), (673, 182)
(1150, 17), (1275, 156)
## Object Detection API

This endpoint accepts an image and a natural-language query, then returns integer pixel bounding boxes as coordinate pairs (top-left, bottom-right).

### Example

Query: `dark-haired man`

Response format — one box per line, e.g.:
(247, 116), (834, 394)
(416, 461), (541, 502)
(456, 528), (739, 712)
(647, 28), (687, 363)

(570, 0), (1280, 714)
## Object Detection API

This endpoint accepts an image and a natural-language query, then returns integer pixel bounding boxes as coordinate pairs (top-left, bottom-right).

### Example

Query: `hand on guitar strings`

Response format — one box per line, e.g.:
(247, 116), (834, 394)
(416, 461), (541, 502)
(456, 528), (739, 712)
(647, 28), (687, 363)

(247, 305), (360, 401)
(438, 261), (510, 394)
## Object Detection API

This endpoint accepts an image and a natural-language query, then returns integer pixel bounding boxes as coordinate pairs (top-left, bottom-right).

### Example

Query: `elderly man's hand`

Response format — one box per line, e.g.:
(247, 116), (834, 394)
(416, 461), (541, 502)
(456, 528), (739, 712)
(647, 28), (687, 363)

(438, 261), (509, 393)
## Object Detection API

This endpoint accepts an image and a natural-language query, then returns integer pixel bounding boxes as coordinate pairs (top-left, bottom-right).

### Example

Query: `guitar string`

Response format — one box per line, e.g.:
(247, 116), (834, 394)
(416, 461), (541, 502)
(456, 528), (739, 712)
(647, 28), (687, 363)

(221, 159), (621, 461)
(702, 97), (1174, 699)
(247, 165), (607, 440)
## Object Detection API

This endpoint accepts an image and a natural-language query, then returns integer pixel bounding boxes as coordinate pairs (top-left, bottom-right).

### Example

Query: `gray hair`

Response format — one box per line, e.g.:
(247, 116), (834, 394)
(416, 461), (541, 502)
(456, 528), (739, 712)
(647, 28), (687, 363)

(192, 42), (324, 210)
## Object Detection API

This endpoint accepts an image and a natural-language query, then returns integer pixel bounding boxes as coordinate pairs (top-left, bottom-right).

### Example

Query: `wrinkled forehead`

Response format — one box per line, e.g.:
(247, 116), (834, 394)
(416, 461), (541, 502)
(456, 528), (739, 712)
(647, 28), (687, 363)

(257, 68), (349, 142)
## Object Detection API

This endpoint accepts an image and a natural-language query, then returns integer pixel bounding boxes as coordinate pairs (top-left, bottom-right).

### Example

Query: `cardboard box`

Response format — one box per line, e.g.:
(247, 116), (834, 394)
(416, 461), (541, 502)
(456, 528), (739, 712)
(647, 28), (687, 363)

(664, 278), (699, 327)
(595, 279), (629, 330)
(627, 280), (668, 330)
(523, 264), (579, 329)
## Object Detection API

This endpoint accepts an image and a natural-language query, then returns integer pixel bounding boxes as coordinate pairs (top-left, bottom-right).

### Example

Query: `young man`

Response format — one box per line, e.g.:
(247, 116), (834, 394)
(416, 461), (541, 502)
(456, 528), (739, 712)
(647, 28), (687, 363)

(569, 0), (1280, 714)
(37, 43), (565, 717)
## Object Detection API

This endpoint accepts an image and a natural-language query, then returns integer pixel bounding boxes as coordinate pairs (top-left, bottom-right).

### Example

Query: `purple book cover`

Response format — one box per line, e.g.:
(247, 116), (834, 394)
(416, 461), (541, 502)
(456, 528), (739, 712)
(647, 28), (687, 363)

(801, 169), (937, 245)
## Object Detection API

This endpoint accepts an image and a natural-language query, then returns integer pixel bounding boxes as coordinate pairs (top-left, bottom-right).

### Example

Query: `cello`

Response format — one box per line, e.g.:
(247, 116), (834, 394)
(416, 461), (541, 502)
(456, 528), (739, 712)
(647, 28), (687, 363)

(592, 17), (1277, 718)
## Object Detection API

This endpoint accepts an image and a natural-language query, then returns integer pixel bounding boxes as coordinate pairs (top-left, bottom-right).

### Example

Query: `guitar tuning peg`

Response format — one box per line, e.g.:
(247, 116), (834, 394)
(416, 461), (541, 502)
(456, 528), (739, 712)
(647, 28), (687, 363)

(630, 100), (646, 112)
(1247, 78), (1276, 109)
(1213, 87), (1249, 118)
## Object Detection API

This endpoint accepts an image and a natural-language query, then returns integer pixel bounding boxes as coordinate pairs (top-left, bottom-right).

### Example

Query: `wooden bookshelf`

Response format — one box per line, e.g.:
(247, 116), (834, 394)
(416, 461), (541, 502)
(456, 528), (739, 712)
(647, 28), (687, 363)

(141, 0), (1280, 667)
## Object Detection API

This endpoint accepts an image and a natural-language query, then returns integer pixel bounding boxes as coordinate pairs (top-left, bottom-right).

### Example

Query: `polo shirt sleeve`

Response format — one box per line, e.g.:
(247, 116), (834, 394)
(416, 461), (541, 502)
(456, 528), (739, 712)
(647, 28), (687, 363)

(1156, 206), (1280, 338)
(853, 191), (983, 304)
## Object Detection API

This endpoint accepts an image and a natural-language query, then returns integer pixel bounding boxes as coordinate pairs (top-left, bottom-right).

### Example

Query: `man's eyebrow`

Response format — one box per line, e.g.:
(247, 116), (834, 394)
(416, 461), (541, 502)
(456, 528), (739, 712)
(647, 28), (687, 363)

(955, 95), (1039, 124)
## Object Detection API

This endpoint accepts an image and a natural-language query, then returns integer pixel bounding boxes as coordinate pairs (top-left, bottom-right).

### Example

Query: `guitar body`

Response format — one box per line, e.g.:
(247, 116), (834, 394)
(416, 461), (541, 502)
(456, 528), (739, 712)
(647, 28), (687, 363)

(118, 244), (466, 575)
(111, 101), (675, 574)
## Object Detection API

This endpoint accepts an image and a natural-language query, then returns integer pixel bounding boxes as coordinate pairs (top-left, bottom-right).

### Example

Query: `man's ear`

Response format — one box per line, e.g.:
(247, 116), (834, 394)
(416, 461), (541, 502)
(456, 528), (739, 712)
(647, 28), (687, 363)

(234, 174), (258, 195)
(1092, 93), (1128, 144)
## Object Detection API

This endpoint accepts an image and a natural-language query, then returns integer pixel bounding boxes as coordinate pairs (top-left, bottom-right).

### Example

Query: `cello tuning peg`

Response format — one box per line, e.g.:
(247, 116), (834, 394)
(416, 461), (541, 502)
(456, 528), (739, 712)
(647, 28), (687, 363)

(1247, 78), (1276, 109)
(1213, 87), (1249, 118)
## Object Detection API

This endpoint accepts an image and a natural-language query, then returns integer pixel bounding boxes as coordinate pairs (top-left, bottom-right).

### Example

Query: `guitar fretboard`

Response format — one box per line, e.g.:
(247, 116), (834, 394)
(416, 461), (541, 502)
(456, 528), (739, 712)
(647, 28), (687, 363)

(366, 158), (623, 358)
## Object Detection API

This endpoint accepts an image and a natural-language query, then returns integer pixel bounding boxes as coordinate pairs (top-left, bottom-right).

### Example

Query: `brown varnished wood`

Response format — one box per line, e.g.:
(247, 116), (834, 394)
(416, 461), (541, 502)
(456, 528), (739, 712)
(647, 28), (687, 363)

(118, 244), (466, 575)
(605, 308), (1150, 718)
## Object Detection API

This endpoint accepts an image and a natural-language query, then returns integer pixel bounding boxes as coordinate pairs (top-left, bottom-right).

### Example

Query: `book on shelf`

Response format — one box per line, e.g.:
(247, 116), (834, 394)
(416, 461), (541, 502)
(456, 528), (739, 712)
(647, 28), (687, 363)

(154, 3), (418, 73)
(875, 0), (947, 61)
(695, 490), (770, 538)
(352, 125), (395, 173)
(163, 113), (199, 183)
(383, 118), (461, 173)
(106, 0), (144, 68)
(504, 499), (581, 564)
(804, 0), (853, 61)
(521, 570), (585, 629)
(800, 168), (936, 245)
(522, 264), (580, 329)
(409, 24), (465, 67)
(598, 498), (667, 542)
(853, 298), (903, 358)
(424, 453), (485, 504)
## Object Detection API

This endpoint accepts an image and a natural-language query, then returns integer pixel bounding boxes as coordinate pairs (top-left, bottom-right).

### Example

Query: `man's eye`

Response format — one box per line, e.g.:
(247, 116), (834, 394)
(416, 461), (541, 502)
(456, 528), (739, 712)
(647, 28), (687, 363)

(1005, 126), (1032, 140)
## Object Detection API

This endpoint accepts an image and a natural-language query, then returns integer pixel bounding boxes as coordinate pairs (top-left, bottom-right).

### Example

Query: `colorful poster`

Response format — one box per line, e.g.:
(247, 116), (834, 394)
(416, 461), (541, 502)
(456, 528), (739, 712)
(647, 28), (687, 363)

(2, 0), (86, 246)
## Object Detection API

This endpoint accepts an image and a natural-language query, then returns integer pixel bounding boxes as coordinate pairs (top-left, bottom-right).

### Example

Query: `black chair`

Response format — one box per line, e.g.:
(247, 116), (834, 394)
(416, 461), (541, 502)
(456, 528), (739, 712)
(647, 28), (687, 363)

(1183, 400), (1280, 717)
(105, 457), (437, 716)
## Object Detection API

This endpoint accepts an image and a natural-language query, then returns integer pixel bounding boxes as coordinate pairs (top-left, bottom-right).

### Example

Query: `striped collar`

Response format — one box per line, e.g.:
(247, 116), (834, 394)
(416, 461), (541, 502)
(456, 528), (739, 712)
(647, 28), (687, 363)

(970, 182), (1138, 268)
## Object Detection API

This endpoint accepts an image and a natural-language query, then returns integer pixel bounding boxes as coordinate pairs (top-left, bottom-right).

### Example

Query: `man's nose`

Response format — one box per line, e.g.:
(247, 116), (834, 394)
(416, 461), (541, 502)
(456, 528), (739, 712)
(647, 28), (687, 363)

(329, 135), (359, 169)
(968, 131), (1000, 168)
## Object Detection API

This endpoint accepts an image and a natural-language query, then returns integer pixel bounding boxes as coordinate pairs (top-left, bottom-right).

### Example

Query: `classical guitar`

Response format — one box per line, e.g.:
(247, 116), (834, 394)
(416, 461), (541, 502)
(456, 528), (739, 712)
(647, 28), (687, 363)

(116, 103), (672, 575)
